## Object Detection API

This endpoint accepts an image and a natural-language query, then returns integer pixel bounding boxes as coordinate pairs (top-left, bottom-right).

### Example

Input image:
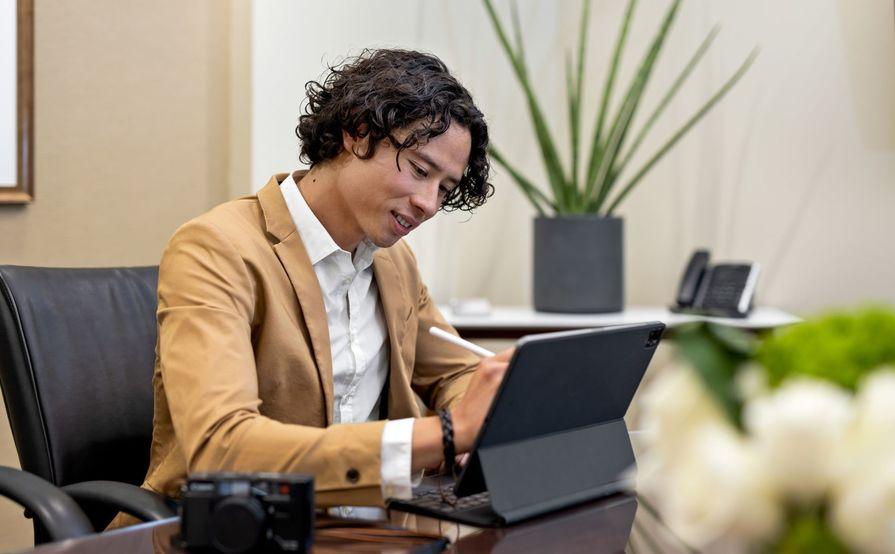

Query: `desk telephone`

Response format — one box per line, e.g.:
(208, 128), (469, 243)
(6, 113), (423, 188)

(671, 250), (760, 318)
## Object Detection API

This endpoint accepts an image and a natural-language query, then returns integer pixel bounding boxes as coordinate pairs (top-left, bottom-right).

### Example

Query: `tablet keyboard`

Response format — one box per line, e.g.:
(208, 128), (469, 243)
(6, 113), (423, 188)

(405, 490), (491, 513)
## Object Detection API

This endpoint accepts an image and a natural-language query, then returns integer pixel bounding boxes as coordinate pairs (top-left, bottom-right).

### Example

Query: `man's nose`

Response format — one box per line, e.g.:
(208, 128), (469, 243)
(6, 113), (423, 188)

(411, 182), (440, 220)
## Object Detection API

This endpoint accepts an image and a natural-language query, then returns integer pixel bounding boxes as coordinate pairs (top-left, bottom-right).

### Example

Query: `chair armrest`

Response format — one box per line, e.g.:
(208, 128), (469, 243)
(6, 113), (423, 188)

(0, 466), (93, 541)
(62, 480), (175, 522)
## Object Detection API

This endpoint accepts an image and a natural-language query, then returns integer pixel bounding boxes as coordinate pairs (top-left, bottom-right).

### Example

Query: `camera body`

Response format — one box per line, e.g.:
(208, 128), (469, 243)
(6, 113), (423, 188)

(179, 472), (314, 553)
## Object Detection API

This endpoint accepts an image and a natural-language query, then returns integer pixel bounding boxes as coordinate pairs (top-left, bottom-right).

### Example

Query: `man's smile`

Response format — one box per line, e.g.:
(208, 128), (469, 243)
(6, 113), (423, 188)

(391, 211), (418, 235)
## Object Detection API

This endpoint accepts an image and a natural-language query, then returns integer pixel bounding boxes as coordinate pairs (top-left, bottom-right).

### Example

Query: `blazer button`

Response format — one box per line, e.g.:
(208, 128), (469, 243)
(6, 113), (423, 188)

(346, 468), (360, 483)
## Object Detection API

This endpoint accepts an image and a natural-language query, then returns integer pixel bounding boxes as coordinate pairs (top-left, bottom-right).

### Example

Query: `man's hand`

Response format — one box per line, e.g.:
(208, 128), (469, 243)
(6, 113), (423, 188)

(410, 348), (514, 471)
(450, 348), (514, 453)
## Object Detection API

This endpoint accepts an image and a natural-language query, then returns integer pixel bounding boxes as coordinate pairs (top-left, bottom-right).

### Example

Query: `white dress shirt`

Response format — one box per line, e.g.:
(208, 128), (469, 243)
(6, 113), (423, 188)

(279, 173), (415, 503)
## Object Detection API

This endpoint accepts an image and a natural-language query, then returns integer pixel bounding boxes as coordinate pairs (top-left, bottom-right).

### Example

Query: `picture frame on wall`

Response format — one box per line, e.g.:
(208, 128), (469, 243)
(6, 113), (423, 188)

(1, 0), (34, 203)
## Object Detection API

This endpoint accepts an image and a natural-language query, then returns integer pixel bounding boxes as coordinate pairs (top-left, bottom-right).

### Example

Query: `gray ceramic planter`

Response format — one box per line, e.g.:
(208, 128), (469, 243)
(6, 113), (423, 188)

(533, 215), (624, 313)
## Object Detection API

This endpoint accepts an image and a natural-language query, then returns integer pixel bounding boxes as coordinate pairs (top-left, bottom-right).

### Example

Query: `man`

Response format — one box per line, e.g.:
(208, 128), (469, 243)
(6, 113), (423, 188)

(109, 49), (509, 527)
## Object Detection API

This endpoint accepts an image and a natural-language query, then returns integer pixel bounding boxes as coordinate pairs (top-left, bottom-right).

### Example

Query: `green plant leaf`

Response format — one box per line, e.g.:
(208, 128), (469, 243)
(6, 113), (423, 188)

(588, 70), (643, 210)
(510, 0), (526, 67)
(483, 0), (570, 211)
(708, 323), (760, 356)
(584, 0), (637, 198)
(489, 146), (554, 216)
(605, 48), (758, 215)
(615, 25), (720, 175)
(773, 509), (850, 554)
(568, 0), (592, 207)
(674, 323), (746, 427)
(565, 52), (580, 206)
(588, 0), (682, 213)
(569, 0), (591, 208)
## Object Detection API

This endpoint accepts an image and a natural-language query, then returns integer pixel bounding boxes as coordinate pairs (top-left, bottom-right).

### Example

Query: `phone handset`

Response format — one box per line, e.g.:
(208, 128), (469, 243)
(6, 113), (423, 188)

(675, 250), (710, 308)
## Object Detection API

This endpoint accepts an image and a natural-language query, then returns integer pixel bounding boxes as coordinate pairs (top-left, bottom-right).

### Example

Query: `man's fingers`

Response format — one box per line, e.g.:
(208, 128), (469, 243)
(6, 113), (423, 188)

(479, 360), (509, 381)
(491, 347), (514, 362)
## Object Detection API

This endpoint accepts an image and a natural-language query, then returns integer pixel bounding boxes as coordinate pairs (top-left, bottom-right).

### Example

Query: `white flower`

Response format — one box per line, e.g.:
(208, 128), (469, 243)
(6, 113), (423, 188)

(637, 366), (781, 547)
(659, 422), (782, 547)
(843, 369), (895, 455)
(744, 378), (853, 503)
(831, 464), (895, 554)
(830, 369), (895, 553)
(640, 365), (727, 462)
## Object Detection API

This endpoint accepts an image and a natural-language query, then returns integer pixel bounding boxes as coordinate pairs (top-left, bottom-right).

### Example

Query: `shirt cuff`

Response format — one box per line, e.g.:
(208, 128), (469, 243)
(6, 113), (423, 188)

(380, 418), (415, 500)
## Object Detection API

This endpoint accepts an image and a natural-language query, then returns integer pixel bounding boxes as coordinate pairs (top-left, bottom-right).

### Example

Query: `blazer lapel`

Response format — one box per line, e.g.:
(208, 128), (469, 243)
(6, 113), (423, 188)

(373, 250), (413, 416)
(258, 175), (335, 424)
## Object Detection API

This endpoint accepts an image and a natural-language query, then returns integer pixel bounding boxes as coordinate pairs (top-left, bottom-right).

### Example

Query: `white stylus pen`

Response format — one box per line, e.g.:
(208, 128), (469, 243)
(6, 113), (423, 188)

(428, 326), (495, 358)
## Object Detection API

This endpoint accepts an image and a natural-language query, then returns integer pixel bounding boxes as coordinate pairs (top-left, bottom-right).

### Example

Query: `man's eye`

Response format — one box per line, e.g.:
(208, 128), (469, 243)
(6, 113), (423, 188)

(410, 162), (428, 178)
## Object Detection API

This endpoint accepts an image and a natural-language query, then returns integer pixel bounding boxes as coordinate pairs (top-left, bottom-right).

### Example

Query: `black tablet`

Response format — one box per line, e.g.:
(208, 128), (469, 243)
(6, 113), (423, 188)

(455, 322), (665, 498)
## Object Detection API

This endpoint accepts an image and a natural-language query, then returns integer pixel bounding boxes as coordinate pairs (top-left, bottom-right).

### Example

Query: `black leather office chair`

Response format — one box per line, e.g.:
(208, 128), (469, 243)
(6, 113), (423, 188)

(0, 465), (93, 541)
(0, 266), (174, 542)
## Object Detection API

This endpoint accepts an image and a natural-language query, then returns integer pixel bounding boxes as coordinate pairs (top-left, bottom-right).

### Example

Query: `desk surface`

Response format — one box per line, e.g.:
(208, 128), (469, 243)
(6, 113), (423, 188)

(441, 305), (800, 339)
(24, 493), (689, 554)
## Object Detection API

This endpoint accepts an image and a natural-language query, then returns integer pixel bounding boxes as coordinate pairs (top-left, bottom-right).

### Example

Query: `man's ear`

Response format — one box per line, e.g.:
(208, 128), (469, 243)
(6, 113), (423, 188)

(342, 124), (370, 158)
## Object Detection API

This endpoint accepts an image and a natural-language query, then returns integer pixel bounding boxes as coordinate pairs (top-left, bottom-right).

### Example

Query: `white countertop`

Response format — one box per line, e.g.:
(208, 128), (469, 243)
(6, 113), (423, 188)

(439, 305), (800, 330)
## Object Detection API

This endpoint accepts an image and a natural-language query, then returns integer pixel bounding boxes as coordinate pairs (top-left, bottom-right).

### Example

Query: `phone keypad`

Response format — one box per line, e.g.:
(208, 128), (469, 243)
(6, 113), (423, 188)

(699, 265), (752, 311)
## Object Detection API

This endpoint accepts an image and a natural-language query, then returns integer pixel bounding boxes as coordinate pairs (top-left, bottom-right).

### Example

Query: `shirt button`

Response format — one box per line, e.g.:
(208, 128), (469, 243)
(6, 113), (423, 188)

(346, 468), (360, 483)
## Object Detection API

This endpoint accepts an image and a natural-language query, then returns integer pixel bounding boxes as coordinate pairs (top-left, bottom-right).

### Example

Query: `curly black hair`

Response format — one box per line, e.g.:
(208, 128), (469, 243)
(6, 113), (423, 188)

(296, 49), (493, 212)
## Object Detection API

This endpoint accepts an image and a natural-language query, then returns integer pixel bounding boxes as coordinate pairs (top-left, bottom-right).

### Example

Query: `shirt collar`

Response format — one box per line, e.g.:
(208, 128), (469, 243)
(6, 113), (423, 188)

(279, 172), (378, 270)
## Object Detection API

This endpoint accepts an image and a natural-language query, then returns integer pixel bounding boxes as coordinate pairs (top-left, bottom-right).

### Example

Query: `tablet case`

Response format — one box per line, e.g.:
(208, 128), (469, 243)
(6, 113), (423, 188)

(453, 323), (664, 524)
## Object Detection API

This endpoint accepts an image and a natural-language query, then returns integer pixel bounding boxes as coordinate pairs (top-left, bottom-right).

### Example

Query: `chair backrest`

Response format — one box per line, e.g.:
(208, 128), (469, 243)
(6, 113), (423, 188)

(0, 266), (158, 488)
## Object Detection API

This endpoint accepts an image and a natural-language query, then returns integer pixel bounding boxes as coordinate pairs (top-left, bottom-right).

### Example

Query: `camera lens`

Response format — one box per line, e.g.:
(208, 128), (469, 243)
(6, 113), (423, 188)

(211, 497), (266, 554)
(645, 329), (662, 348)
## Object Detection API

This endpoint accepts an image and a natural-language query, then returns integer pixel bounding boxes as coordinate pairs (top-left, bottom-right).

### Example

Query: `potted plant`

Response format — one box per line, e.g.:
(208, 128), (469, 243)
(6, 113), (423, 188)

(483, 0), (757, 312)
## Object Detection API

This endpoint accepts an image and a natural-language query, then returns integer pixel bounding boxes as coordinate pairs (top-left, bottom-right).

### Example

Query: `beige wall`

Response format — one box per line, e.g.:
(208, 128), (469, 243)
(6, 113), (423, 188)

(0, 1), (233, 266)
(0, 1), (238, 549)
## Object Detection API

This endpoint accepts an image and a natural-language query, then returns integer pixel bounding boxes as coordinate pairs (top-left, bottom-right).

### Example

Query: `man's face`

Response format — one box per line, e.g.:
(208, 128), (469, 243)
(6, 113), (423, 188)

(335, 123), (472, 249)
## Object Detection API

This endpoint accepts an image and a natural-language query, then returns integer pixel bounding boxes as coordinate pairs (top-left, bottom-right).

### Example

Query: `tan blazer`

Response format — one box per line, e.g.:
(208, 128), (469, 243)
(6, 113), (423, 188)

(138, 174), (478, 510)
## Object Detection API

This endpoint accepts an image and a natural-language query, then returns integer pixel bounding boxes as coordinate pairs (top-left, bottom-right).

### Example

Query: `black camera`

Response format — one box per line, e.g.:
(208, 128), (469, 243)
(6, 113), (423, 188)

(178, 472), (314, 553)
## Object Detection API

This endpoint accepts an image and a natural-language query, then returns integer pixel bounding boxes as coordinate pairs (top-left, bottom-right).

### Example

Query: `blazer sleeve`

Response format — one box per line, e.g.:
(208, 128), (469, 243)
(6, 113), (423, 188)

(157, 219), (387, 507)
(397, 244), (479, 410)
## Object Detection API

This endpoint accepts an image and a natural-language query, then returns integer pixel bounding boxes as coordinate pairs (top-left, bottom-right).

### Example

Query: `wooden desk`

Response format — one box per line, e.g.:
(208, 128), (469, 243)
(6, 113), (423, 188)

(23, 493), (688, 553)
(441, 305), (800, 339)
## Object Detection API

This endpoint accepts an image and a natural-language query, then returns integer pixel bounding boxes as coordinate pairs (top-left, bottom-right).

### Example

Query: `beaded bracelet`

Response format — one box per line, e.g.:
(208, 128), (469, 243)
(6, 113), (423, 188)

(437, 408), (456, 477)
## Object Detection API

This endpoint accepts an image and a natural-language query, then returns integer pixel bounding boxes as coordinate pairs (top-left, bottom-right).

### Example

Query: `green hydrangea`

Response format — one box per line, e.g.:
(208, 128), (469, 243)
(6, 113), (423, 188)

(757, 307), (895, 390)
